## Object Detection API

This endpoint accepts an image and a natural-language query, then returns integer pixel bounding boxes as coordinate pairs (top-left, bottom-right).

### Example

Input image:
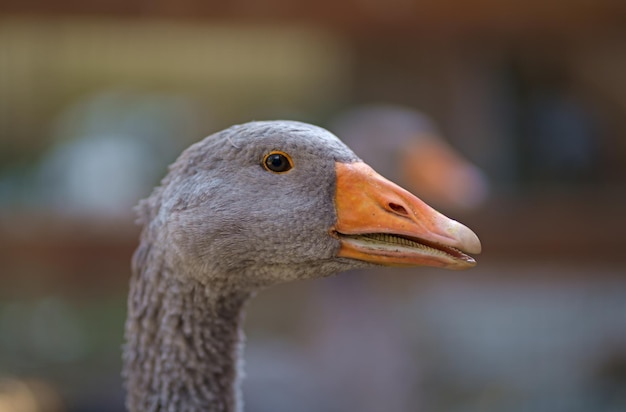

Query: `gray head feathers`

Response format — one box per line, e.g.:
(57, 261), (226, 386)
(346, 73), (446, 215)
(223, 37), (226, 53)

(136, 120), (365, 292)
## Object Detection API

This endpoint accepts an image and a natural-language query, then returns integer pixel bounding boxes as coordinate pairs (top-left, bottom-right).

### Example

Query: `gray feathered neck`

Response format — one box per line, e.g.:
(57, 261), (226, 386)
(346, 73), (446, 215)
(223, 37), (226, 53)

(123, 121), (365, 411)
(124, 243), (249, 411)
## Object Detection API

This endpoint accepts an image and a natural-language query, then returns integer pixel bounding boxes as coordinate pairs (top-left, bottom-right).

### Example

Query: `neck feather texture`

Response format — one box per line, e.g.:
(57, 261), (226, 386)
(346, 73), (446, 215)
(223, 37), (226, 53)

(123, 239), (251, 412)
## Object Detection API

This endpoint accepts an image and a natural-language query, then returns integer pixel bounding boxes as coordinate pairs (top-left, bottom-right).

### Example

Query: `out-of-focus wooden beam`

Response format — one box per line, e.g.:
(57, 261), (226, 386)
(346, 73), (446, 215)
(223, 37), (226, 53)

(1, 0), (625, 36)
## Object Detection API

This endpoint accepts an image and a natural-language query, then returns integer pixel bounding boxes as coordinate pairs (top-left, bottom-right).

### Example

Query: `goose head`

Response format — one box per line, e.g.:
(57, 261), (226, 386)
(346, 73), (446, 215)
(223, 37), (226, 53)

(332, 104), (490, 211)
(142, 120), (481, 291)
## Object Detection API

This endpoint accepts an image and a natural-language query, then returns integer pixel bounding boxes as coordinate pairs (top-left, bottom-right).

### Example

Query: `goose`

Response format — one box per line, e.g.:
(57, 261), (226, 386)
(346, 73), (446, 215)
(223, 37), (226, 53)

(331, 104), (489, 211)
(123, 120), (481, 412)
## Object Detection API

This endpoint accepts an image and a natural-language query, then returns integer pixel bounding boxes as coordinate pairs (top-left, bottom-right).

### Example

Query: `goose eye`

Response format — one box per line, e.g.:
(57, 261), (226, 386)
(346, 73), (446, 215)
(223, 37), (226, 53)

(263, 151), (293, 173)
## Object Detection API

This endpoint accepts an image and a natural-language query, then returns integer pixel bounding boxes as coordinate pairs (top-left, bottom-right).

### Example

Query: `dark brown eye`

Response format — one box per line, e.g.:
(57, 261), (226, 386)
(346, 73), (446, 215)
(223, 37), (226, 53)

(263, 151), (293, 173)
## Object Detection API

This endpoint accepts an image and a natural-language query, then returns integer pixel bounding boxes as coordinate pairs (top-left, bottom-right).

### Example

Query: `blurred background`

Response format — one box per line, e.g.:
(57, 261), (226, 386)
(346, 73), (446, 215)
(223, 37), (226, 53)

(1, 1), (626, 411)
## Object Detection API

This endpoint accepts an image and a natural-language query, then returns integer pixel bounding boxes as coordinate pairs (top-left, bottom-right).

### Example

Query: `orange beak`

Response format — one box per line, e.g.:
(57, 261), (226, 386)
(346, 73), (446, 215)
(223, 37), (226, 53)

(332, 162), (481, 269)
(400, 137), (489, 211)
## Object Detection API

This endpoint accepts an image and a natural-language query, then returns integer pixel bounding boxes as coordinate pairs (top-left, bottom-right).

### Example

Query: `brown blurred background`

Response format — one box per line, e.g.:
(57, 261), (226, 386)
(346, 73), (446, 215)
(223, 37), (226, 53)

(1, 1), (626, 411)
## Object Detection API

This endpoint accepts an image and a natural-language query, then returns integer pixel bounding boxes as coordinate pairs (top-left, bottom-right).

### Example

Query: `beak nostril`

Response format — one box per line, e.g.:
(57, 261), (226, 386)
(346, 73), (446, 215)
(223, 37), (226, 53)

(389, 202), (409, 216)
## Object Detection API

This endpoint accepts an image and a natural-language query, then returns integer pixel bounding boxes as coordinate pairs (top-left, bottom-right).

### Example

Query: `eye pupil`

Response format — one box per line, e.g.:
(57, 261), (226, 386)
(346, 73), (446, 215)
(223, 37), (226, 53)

(264, 152), (292, 173)
(269, 155), (284, 168)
